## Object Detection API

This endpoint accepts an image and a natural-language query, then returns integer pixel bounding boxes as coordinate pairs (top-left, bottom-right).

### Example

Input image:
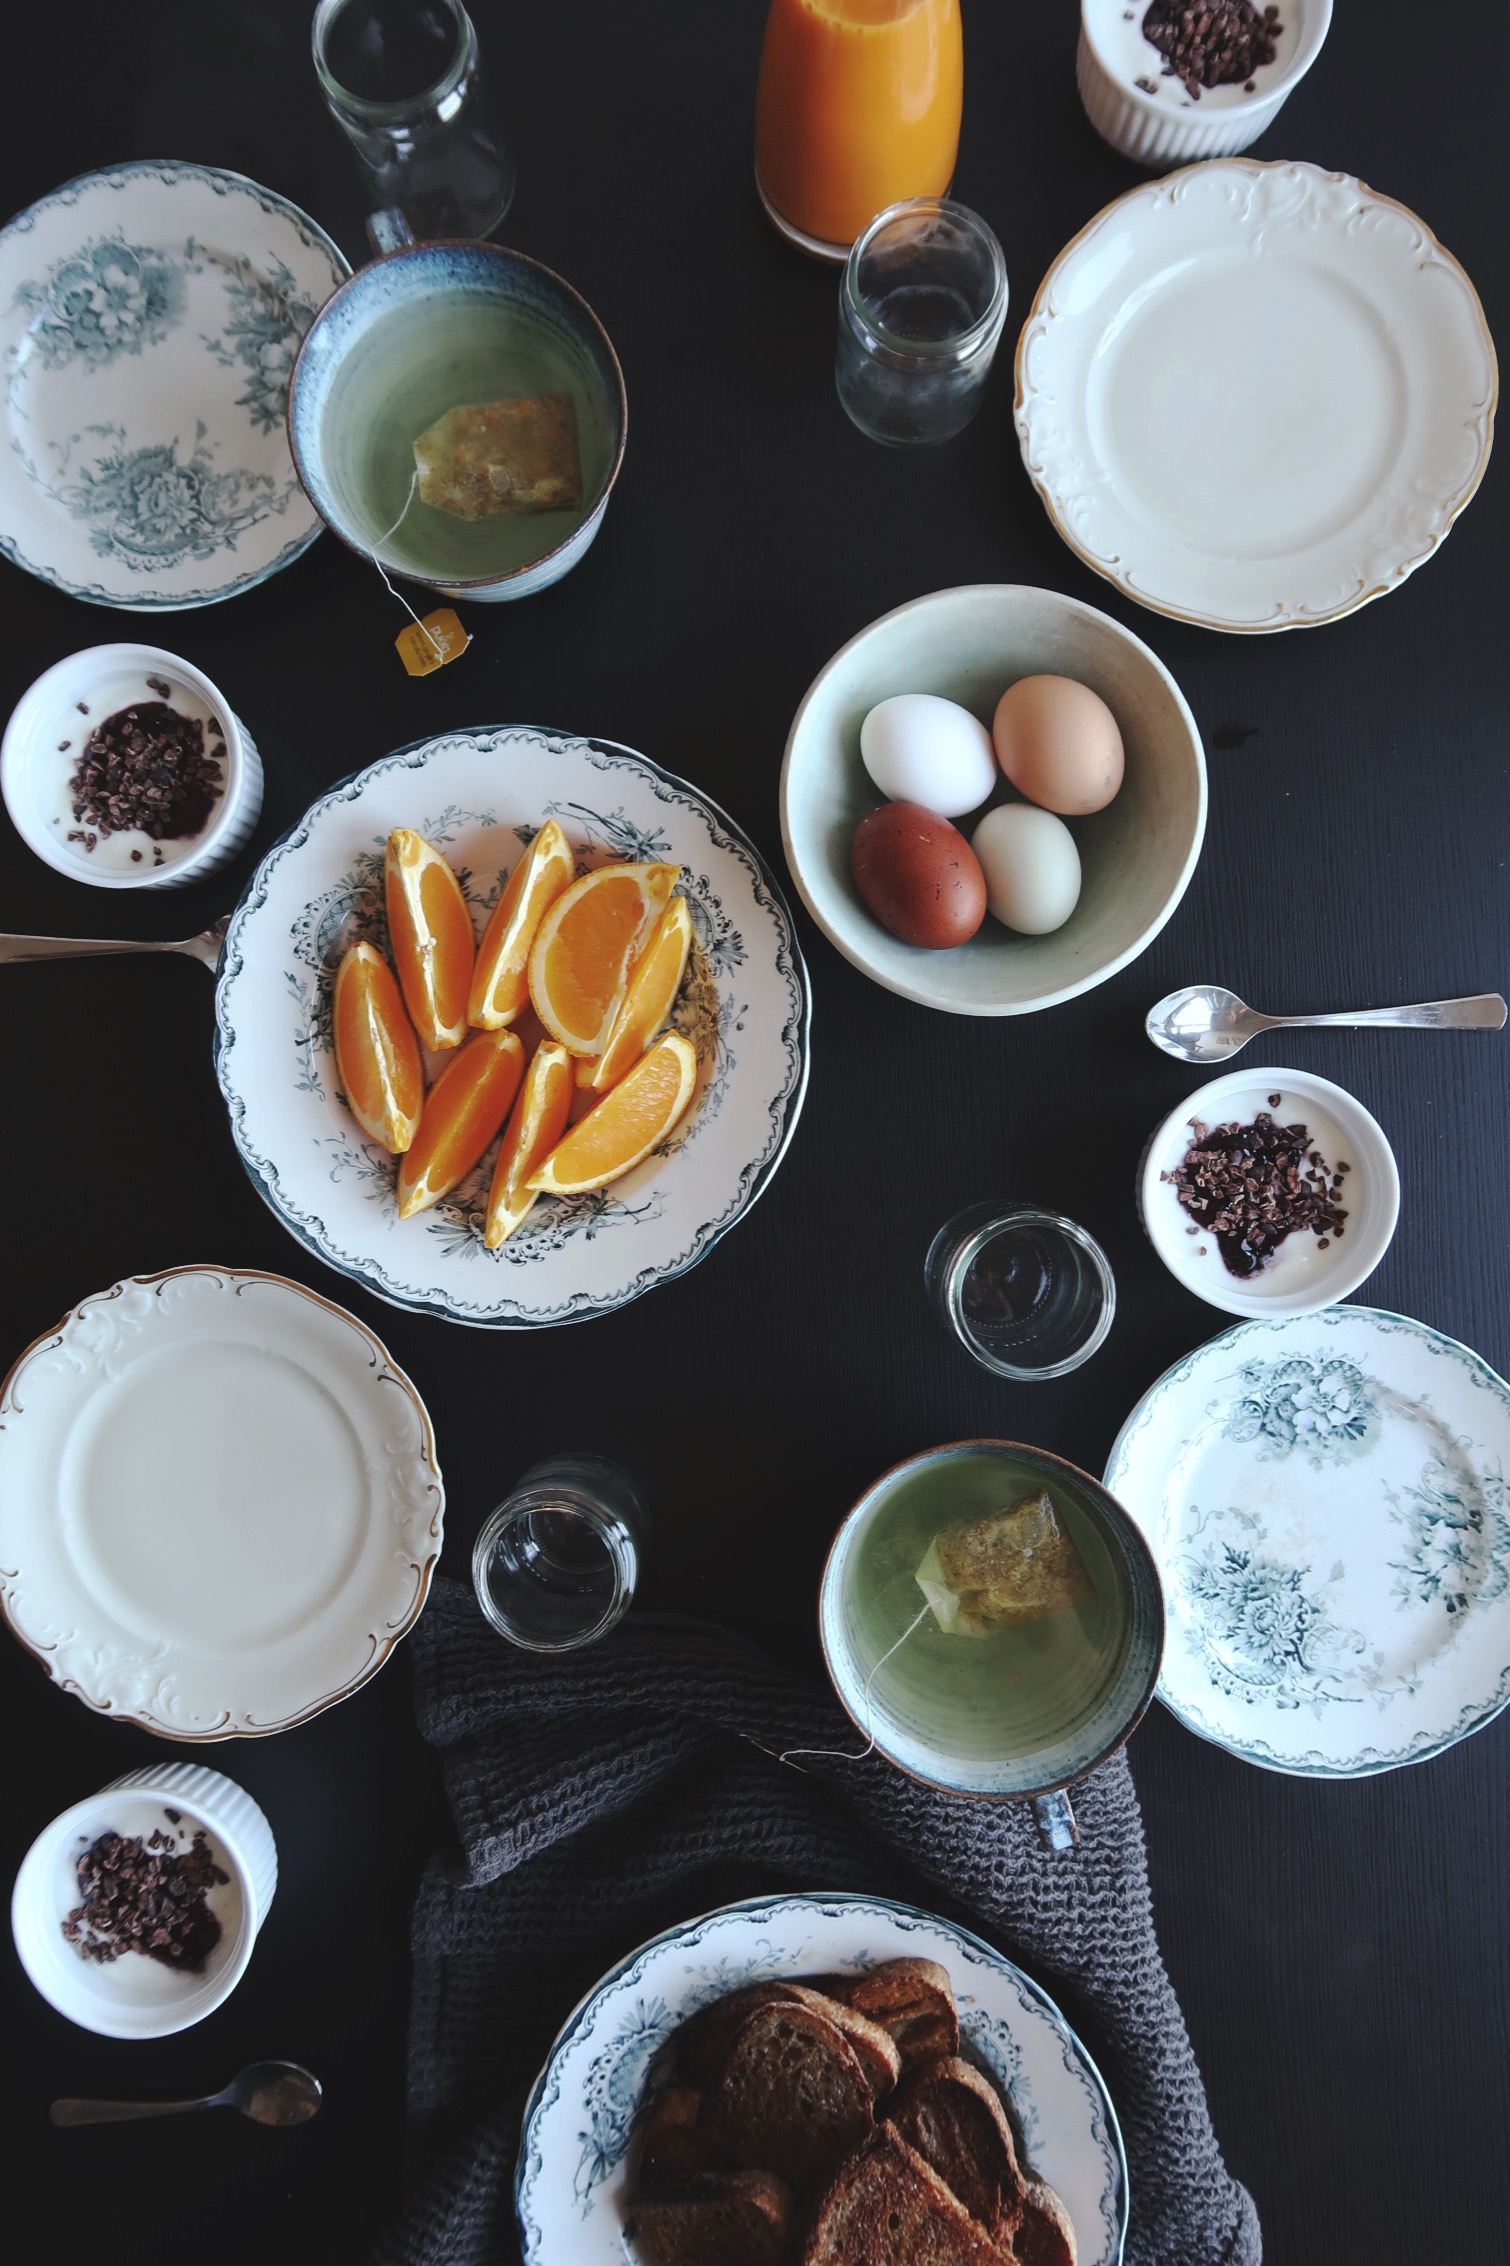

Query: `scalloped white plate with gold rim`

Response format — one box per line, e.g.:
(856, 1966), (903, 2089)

(1014, 160), (1497, 633)
(0, 1265), (443, 1738)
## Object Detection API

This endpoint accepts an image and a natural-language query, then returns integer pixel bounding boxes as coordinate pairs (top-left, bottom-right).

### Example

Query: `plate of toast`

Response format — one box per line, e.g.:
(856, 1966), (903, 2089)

(515, 1891), (1127, 2265)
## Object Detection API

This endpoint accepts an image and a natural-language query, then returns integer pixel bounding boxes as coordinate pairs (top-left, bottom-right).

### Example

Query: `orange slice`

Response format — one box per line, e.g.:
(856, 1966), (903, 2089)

(528, 1032), (697, 1196)
(468, 819), (575, 1030)
(385, 828), (476, 1051)
(578, 895), (694, 1094)
(528, 860), (679, 1056)
(484, 1041), (574, 1247)
(396, 1028), (524, 1220)
(332, 941), (424, 1154)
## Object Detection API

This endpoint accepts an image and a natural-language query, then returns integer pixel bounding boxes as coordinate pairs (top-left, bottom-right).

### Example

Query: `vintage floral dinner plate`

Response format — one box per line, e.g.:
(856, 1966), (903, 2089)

(515, 1892), (1128, 2265)
(1015, 161), (1497, 632)
(214, 726), (811, 1327)
(0, 161), (348, 606)
(0, 1266), (443, 1738)
(1104, 1308), (1510, 1775)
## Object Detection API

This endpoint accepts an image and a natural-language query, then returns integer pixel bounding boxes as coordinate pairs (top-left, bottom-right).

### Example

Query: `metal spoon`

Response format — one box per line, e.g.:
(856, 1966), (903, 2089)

(1146, 983), (1507, 1065)
(0, 916), (228, 973)
(50, 2059), (321, 2128)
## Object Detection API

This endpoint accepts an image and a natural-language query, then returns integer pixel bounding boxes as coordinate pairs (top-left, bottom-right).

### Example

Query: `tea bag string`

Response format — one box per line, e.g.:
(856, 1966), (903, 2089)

(745, 1603), (932, 1774)
(367, 471), (470, 663)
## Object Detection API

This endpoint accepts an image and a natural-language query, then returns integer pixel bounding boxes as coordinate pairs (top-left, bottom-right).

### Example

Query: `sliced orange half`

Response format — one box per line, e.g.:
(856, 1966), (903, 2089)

(578, 895), (693, 1094)
(468, 819), (575, 1030)
(528, 1032), (697, 1196)
(396, 1028), (524, 1220)
(385, 827), (476, 1051)
(527, 860), (679, 1056)
(332, 941), (424, 1154)
(484, 1041), (574, 1247)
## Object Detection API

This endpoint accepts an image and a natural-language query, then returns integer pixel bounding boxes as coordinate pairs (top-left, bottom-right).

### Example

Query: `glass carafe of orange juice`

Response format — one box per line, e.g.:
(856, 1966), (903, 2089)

(755, 0), (963, 261)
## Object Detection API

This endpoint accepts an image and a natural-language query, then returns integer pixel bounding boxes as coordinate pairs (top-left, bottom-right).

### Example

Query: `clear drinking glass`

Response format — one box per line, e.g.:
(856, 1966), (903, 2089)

(312, 0), (515, 250)
(925, 1203), (1115, 1381)
(472, 1454), (647, 1652)
(835, 198), (1008, 446)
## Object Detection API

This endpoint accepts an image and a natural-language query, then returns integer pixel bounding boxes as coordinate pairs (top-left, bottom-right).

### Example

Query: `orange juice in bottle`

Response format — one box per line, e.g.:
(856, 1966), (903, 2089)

(754, 0), (964, 259)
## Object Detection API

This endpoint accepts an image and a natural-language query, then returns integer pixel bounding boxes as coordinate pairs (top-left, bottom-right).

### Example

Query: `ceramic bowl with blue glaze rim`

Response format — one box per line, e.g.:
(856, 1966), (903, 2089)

(820, 1441), (1165, 1801)
(287, 238), (627, 602)
(1104, 1306), (1510, 1777)
(514, 1891), (1128, 2266)
(212, 724), (810, 1327)
(0, 161), (349, 607)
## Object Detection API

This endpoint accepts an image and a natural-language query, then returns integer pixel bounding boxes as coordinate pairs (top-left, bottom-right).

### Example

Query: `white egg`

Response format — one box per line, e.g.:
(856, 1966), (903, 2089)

(859, 694), (997, 819)
(972, 803), (1082, 935)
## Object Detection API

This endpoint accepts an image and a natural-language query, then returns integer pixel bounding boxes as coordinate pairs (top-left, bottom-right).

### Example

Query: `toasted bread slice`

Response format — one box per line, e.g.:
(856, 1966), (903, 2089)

(699, 2000), (875, 2193)
(834, 1959), (960, 2072)
(681, 1982), (901, 2099)
(637, 2086), (735, 2190)
(1014, 2176), (1078, 2266)
(803, 2126), (1014, 2265)
(626, 2170), (794, 2266)
(886, 2054), (1028, 2248)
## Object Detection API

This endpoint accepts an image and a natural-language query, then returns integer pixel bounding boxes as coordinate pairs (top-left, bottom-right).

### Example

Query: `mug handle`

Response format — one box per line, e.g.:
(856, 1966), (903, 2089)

(367, 208), (416, 256)
(1032, 1789), (1079, 1852)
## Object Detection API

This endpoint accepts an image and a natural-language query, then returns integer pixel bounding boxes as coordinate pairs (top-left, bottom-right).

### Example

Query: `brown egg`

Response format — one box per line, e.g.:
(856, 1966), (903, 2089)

(850, 801), (987, 950)
(992, 676), (1125, 815)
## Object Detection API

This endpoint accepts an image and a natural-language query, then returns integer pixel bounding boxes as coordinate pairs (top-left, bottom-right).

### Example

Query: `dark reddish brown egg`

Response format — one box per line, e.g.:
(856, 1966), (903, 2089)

(849, 801), (988, 950)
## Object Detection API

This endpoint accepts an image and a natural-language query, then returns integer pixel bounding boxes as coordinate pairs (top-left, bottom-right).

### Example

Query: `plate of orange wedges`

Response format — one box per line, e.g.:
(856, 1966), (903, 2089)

(214, 726), (810, 1325)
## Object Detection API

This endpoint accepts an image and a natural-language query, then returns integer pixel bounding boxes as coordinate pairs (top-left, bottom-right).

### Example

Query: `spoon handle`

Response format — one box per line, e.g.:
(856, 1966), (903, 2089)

(51, 2094), (213, 2125)
(0, 919), (226, 971)
(1282, 994), (1507, 1033)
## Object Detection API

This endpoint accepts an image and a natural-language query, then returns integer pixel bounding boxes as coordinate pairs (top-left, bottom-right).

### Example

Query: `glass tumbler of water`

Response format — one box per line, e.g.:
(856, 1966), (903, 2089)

(835, 199), (1008, 446)
(925, 1203), (1115, 1381)
(312, 0), (515, 249)
(472, 1454), (647, 1652)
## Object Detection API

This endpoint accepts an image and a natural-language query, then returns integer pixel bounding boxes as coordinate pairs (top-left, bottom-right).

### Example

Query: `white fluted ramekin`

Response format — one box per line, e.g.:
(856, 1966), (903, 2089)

(1078, 0), (1332, 167)
(11, 1762), (277, 2037)
(1, 643), (263, 889)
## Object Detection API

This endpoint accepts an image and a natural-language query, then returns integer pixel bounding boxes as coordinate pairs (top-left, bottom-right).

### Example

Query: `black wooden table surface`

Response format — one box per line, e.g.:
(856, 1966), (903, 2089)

(2, 3), (1506, 2260)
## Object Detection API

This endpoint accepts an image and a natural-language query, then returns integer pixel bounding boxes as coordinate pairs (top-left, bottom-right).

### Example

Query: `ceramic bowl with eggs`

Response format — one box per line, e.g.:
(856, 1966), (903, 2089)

(779, 584), (1206, 1016)
(1139, 1067), (1400, 1318)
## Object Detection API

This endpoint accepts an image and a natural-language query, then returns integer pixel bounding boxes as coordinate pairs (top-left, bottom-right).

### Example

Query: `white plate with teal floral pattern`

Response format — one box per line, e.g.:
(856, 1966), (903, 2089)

(214, 726), (810, 1327)
(0, 161), (348, 606)
(515, 1892), (1128, 2265)
(1104, 1308), (1510, 1776)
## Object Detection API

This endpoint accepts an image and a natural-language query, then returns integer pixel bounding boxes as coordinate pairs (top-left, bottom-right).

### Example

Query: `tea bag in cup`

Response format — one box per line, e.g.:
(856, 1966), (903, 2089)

(413, 395), (583, 519)
(915, 1489), (1094, 1638)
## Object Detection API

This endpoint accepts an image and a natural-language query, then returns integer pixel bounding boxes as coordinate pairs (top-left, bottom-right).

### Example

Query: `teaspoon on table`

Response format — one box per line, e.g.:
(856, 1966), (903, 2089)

(0, 917), (228, 973)
(1146, 983), (1507, 1065)
(50, 2059), (321, 2128)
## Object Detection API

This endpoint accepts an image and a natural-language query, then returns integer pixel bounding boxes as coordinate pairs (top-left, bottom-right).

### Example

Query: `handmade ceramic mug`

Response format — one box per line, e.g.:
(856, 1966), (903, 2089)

(820, 1440), (1163, 1847)
(287, 239), (626, 603)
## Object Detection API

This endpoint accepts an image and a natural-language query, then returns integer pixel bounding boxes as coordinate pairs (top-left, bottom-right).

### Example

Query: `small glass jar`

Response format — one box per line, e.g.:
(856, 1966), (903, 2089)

(836, 199), (1009, 447)
(472, 1454), (647, 1652)
(312, 0), (515, 249)
(925, 1203), (1116, 1380)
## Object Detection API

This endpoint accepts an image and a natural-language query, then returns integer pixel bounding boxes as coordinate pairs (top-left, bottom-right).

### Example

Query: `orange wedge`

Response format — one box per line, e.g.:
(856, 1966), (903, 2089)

(468, 819), (575, 1030)
(577, 895), (693, 1094)
(385, 828), (476, 1051)
(484, 1041), (574, 1247)
(528, 860), (679, 1056)
(396, 1028), (524, 1220)
(332, 941), (424, 1154)
(528, 1032), (697, 1196)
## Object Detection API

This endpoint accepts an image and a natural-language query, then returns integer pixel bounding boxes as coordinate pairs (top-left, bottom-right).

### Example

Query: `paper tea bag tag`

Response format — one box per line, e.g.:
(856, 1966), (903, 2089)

(396, 608), (470, 678)
(915, 1490), (1095, 1639)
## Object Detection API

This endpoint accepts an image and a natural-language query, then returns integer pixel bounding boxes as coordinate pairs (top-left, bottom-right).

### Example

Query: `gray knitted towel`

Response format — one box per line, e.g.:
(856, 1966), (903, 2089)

(374, 1577), (1260, 2266)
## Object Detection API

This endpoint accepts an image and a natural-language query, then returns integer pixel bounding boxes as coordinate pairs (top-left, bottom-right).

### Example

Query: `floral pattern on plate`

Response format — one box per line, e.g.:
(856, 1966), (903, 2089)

(1105, 1308), (1510, 1774)
(514, 1894), (1126, 2264)
(214, 727), (810, 1327)
(0, 162), (347, 606)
